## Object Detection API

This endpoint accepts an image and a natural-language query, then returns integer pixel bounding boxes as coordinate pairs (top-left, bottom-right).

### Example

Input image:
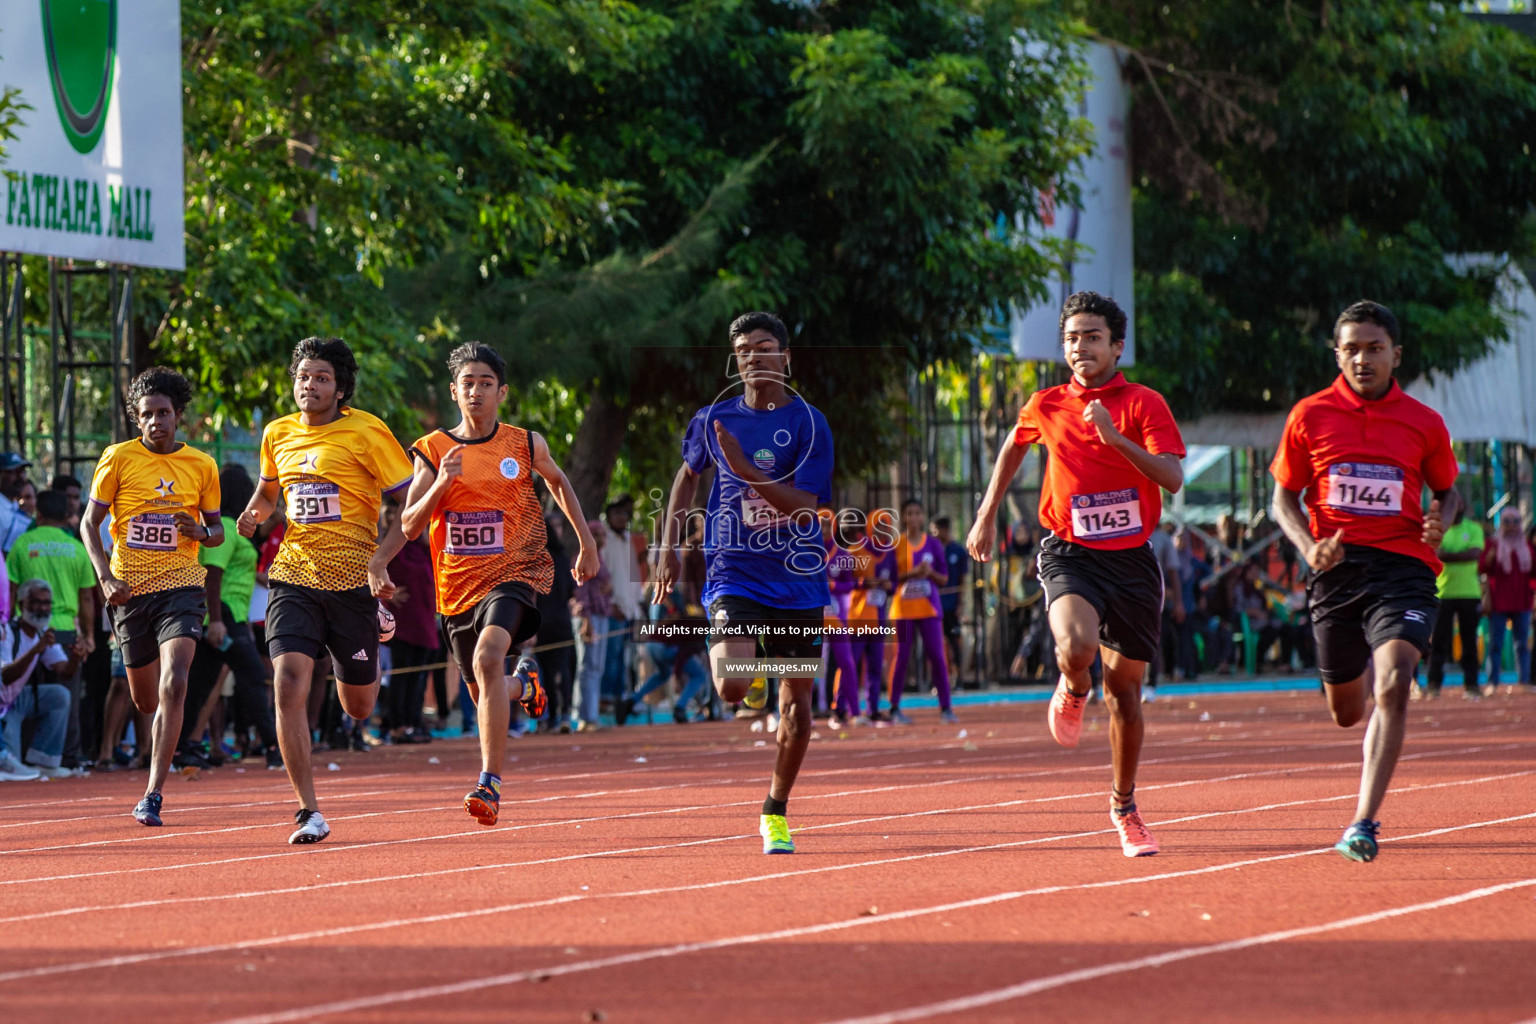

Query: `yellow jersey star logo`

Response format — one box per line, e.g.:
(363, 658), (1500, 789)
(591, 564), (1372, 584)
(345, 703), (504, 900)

(295, 452), (320, 473)
(154, 477), (176, 499)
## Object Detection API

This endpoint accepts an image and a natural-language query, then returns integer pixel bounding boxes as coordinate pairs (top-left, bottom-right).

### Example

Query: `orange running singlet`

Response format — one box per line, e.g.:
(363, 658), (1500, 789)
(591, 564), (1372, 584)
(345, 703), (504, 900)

(410, 424), (554, 617)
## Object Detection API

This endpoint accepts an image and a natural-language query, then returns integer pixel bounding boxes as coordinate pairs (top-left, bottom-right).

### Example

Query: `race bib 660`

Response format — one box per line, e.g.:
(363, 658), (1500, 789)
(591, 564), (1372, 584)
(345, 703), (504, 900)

(1325, 463), (1404, 517)
(445, 510), (505, 556)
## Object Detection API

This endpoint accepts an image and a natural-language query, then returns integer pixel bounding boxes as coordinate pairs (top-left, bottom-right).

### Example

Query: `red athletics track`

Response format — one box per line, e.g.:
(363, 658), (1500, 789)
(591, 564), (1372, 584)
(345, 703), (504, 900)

(1, 690), (1534, 1024)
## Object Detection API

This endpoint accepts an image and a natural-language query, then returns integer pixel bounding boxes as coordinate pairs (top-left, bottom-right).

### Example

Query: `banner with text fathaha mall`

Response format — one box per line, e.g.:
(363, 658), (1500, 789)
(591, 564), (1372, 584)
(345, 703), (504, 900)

(0, 0), (183, 270)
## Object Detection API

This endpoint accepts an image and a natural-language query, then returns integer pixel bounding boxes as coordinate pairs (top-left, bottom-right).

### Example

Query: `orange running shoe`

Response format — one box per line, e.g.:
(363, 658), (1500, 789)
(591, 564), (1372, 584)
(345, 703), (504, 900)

(514, 655), (546, 719)
(1112, 806), (1159, 857)
(464, 785), (500, 826)
(1047, 676), (1089, 748)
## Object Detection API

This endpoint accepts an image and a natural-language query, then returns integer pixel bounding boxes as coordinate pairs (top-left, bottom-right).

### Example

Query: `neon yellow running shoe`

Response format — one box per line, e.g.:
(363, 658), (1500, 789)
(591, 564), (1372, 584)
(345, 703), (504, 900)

(744, 676), (768, 710)
(760, 813), (795, 854)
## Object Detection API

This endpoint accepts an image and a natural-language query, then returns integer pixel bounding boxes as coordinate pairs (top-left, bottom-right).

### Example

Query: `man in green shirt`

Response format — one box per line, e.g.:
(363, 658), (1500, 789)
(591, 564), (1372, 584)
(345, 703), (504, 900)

(179, 466), (281, 769)
(7, 488), (97, 768)
(1425, 503), (1483, 699)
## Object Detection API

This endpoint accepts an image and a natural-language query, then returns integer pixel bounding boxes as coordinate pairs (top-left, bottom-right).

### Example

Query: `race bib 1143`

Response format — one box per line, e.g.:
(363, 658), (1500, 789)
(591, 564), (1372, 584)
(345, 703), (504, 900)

(1069, 488), (1142, 541)
(1325, 463), (1404, 517)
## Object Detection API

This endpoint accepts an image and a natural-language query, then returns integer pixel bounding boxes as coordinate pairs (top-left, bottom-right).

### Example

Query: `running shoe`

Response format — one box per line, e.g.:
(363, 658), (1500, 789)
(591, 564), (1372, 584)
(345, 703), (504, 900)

(1047, 676), (1089, 748)
(744, 676), (769, 710)
(1112, 806), (1159, 857)
(133, 792), (164, 827)
(1335, 819), (1380, 863)
(464, 784), (500, 826)
(939, 709), (960, 724)
(0, 751), (42, 781)
(826, 713), (847, 730)
(289, 808), (330, 844)
(514, 655), (546, 718)
(760, 813), (795, 854)
(264, 747), (285, 771)
(29, 764), (82, 779)
(1141, 684), (1157, 704)
(889, 709), (913, 725)
(851, 714), (873, 726)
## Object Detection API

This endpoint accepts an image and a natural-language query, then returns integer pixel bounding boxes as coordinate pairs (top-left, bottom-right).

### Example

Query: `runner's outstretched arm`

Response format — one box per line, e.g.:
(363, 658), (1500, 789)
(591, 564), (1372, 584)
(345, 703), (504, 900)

(967, 438), (1028, 563)
(529, 432), (599, 583)
(652, 462), (700, 603)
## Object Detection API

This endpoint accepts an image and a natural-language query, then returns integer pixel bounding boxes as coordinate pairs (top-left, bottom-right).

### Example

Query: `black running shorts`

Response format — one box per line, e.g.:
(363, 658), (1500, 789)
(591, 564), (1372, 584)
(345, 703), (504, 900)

(706, 594), (823, 661)
(1308, 545), (1438, 684)
(441, 581), (541, 687)
(266, 582), (380, 685)
(109, 586), (207, 670)
(1036, 533), (1163, 664)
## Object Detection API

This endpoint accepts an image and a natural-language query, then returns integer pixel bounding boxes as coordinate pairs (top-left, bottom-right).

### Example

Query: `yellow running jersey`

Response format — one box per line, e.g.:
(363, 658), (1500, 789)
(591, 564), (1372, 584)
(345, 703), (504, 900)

(260, 408), (413, 591)
(89, 440), (221, 596)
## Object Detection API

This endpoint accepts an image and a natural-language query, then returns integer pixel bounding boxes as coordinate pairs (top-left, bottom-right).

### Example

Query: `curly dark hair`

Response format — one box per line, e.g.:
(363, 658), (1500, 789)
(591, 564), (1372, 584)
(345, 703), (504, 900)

(1058, 291), (1128, 344)
(288, 337), (358, 406)
(126, 366), (193, 416)
(1333, 300), (1400, 347)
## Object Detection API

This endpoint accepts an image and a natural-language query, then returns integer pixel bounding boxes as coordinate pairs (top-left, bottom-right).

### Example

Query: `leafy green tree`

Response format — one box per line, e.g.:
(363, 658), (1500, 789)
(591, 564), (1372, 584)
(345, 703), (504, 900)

(413, 0), (1091, 514)
(1084, 1), (1536, 416)
(142, 1), (661, 432)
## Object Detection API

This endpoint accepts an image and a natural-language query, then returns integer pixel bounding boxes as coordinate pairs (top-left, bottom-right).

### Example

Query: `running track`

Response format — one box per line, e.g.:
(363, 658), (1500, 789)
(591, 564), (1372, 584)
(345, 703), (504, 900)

(2, 691), (1534, 1023)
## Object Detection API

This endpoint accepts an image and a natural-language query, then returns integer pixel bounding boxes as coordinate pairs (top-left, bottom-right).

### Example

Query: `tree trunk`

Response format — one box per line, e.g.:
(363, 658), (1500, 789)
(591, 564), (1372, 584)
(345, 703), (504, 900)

(564, 388), (628, 522)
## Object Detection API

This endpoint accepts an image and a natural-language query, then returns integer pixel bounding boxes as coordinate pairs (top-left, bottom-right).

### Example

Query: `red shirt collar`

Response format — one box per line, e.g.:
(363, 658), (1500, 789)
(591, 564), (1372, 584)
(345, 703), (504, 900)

(1066, 371), (1127, 398)
(1330, 374), (1402, 409)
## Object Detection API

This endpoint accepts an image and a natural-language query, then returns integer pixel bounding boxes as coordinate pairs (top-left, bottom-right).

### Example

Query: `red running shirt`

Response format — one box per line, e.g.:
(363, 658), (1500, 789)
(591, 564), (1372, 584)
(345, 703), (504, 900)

(1013, 373), (1186, 550)
(1270, 377), (1458, 573)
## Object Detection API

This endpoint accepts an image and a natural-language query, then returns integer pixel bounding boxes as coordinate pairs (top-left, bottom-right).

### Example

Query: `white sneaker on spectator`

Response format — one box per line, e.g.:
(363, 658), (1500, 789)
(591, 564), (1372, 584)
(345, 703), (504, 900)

(1142, 684), (1157, 704)
(28, 764), (79, 779)
(0, 751), (42, 781)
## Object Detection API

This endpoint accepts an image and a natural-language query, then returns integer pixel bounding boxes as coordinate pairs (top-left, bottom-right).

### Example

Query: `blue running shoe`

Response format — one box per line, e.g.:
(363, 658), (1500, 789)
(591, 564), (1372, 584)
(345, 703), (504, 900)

(1335, 819), (1380, 862)
(133, 792), (163, 827)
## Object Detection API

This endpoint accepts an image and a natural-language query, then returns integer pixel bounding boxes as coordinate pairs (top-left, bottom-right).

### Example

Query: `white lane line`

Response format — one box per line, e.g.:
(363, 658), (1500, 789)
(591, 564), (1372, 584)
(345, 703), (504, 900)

(196, 814), (1536, 1024)
(4, 755), (1526, 928)
(3, 765), (1527, 983)
(0, 729), (1514, 889)
(820, 878), (1536, 1023)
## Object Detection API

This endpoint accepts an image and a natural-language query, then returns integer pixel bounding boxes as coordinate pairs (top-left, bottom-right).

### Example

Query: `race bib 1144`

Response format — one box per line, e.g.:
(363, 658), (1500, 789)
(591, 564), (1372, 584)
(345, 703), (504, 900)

(1325, 463), (1404, 517)
(1069, 488), (1142, 541)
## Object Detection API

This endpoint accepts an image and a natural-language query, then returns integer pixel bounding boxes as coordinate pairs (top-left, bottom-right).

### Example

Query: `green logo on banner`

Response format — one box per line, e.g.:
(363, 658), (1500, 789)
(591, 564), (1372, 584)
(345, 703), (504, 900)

(42, 0), (118, 154)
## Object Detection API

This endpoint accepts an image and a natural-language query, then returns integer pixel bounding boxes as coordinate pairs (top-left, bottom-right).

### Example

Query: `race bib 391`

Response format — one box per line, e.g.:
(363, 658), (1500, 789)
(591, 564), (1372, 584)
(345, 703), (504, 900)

(289, 481), (342, 524)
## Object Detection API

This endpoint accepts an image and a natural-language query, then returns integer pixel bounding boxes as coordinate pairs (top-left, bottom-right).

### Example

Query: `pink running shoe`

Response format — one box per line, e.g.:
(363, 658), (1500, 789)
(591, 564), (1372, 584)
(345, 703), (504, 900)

(1047, 676), (1089, 748)
(1112, 807), (1160, 857)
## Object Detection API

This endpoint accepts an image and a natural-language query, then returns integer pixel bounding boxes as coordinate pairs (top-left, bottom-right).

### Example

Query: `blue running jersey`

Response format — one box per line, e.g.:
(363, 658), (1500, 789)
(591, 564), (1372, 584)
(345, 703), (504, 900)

(682, 396), (834, 610)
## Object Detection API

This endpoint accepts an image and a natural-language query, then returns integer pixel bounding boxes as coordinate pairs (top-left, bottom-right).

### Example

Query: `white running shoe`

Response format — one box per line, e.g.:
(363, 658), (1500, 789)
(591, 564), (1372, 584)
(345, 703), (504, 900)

(0, 751), (41, 781)
(288, 808), (330, 844)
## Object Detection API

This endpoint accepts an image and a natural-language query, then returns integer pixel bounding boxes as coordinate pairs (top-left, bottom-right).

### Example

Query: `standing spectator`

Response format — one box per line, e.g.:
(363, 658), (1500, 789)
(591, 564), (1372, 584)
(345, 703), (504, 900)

(7, 489), (96, 767)
(50, 474), (84, 535)
(1145, 520), (1182, 701)
(932, 515), (969, 682)
(599, 497), (645, 721)
(1, 579), (87, 777)
(1425, 503), (1483, 699)
(16, 479), (37, 522)
(1480, 508), (1535, 693)
(380, 495), (437, 743)
(182, 466), (282, 767)
(1172, 529), (1209, 679)
(0, 452), (34, 555)
(535, 515), (577, 733)
(572, 518), (613, 731)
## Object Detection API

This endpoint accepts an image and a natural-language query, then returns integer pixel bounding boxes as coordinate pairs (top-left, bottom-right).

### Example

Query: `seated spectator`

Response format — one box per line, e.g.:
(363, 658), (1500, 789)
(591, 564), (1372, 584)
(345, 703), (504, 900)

(1, 578), (87, 778)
